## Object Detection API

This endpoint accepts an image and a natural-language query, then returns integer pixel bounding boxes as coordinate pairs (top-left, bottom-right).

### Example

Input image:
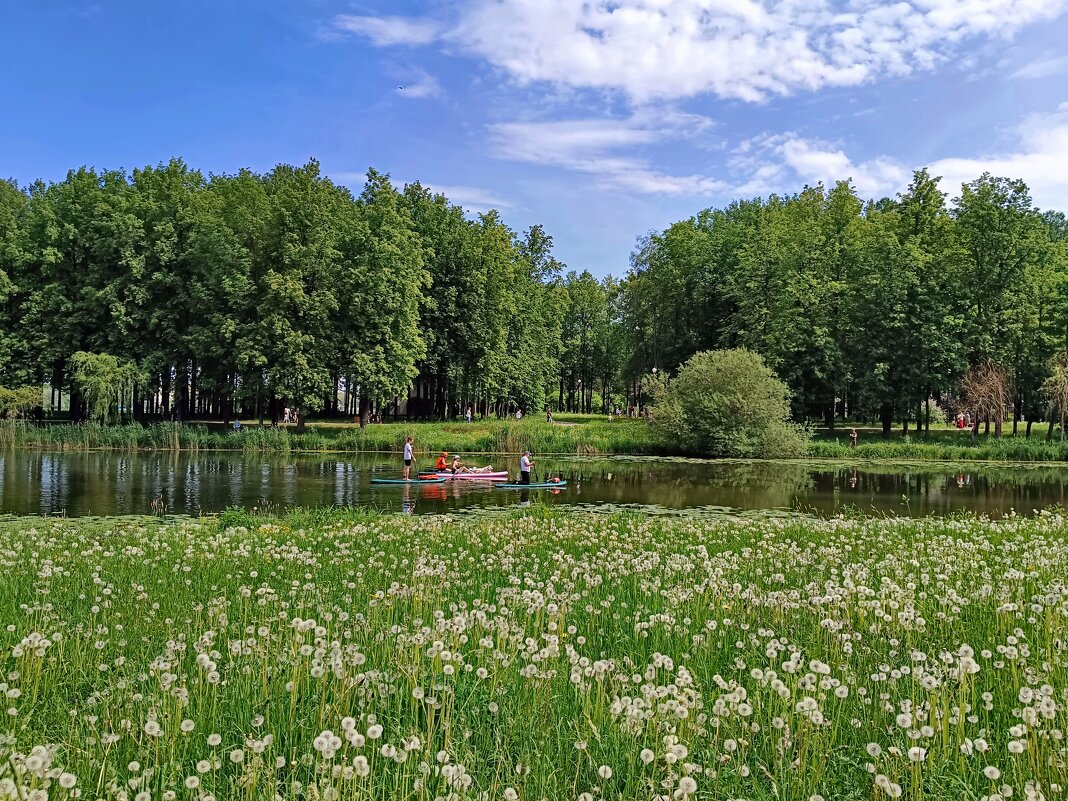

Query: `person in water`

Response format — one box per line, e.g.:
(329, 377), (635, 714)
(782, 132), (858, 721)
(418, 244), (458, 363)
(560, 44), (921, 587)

(402, 436), (414, 479)
(435, 451), (449, 472)
(519, 450), (534, 484)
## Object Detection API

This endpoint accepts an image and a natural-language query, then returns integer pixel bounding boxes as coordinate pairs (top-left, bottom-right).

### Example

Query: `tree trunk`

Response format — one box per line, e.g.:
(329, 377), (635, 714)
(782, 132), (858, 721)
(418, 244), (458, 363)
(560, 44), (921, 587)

(880, 404), (893, 437)
(296, 410), (306, 433)
(359, 396), (371, 428)
(1026, 419), (1033, 438)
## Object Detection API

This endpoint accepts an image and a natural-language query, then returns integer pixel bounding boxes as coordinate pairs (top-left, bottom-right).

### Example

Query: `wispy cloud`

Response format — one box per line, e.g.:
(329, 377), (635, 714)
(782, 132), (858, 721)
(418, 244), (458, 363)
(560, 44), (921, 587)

(328, 0), (1068, 102)
(329, 14), (441, 46)
(1012, 54), (1068, 79)
(414, 183), (513, 213)
(726, 102), (1068, 208)
(489, 111), (724, 195)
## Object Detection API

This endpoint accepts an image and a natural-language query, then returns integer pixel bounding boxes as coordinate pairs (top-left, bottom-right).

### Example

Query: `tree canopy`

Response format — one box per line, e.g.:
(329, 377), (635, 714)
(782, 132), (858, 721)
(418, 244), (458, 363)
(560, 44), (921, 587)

(1, 160), (1066, 436)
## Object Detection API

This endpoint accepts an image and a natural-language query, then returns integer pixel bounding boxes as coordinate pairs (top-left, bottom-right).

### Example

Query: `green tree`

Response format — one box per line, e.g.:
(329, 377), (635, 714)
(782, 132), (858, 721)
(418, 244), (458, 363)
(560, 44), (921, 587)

(650, 349), (809, 458)
(70, 351), (141, 424)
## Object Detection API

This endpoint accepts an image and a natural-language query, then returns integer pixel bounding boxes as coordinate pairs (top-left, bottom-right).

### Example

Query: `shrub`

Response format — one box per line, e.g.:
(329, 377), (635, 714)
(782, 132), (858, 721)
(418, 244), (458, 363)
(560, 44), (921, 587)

(650, 349), (809, 458)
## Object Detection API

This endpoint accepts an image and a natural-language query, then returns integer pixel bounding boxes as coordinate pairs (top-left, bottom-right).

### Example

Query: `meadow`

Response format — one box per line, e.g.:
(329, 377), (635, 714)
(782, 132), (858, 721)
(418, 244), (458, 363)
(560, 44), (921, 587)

(1, 509), (1066, 800)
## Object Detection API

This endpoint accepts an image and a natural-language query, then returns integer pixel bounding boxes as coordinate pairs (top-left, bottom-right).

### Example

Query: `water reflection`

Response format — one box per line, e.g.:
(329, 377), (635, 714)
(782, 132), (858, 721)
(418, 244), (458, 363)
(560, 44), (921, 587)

(0, 450), (1066, 518)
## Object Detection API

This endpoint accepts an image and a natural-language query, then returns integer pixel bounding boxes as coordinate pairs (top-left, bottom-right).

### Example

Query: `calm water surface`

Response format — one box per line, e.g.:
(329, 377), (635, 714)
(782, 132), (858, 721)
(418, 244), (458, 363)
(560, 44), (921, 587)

(2, 450), (1067, 517)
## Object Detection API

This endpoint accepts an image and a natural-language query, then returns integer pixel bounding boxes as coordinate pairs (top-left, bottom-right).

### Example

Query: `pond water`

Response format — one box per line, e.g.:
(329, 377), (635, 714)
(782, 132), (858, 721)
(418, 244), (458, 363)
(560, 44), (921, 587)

(1, 450), (1066, 518)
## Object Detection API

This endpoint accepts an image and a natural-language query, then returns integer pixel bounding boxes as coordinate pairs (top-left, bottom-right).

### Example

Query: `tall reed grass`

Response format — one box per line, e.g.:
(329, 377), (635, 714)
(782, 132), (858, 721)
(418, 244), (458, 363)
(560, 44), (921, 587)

(812, 435), (1068, 462)
(0, 418), (664, 456)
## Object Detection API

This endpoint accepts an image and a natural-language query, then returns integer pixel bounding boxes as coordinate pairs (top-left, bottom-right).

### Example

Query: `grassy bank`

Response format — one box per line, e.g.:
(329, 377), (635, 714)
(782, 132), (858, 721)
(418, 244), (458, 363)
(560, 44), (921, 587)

(1, 509), (1066, 799)
(813, 430), (1068, 462)
(6, 418), (1068, 462)
(0, 417), (663, 456)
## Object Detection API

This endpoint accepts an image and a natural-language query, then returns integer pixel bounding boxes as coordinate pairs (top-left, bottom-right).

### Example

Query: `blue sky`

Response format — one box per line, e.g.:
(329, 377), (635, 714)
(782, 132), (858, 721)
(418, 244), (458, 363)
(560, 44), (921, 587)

(2, 1), (1068, 276)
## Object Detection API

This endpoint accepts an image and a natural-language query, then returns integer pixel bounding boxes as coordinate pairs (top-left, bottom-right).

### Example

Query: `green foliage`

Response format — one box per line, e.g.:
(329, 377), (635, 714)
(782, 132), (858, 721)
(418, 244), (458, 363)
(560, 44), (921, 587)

(625, 171), (1068, 435)
(650, 349), (809, 458)
(0, 385), (40, 418)
(69, 351), (141, 424)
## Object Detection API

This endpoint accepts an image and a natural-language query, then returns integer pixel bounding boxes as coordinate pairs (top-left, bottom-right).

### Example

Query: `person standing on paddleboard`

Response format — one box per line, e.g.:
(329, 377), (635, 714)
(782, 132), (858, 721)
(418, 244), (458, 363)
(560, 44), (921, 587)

(403, 436), (414, 480)
(519, 450), (534, 485)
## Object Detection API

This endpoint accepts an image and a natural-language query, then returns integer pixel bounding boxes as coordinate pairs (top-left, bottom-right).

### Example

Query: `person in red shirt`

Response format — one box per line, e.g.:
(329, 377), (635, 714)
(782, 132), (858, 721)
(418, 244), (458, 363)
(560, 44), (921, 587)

(435, 451), (449, 472)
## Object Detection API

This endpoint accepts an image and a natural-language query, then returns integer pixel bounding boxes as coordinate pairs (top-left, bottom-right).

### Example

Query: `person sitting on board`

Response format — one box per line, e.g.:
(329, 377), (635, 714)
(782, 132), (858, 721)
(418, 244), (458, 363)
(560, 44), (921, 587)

(435, 451), (449, 472)
(451, 455), (473, 474)
(519, 450), (534, 484)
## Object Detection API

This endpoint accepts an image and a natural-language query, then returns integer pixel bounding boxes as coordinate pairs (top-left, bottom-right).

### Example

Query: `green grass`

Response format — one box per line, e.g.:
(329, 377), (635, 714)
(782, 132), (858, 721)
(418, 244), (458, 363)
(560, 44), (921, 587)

(1, 508), (1066, 799)
(7, 417), (1068, 462)
(0, 418), (664, 456)
(813, 429), (1068, 462)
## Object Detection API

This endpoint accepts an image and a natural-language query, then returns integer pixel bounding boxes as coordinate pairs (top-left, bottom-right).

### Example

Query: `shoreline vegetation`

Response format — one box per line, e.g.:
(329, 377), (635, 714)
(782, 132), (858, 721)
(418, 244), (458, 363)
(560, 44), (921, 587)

(5, 417), (1068, 462)
(2, 508), (1066, 800)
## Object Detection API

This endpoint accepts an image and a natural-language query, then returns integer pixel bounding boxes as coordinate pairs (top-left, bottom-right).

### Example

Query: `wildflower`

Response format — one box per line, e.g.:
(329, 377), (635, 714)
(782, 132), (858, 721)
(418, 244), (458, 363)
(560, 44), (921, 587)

(598, 765), (612, 779)
(984, 766), (1002, 781)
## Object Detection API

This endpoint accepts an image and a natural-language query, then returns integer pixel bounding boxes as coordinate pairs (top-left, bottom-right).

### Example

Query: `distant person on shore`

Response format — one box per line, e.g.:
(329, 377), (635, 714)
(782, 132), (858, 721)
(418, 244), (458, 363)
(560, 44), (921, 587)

(515, 409), (523, 421)
(519, 450), (534, 484)
(546, 409), (553, 424)
(403, 436), (414, 480)
(849, 428), (858, 448)
(466, 406), (473, 423)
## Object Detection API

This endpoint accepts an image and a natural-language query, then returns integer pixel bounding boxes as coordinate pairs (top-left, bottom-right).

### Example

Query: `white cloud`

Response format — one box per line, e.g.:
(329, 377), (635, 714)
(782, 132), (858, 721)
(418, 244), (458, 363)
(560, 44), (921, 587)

(925, 102), (1068, 207)
(334, 0), (1068, 102)
(726, 102), (1068, 208)
(415, 183), (513, 213)
(330, 14), (441, 46)
(489, 111), (726, 194)
(1012, 54), (1068, 79)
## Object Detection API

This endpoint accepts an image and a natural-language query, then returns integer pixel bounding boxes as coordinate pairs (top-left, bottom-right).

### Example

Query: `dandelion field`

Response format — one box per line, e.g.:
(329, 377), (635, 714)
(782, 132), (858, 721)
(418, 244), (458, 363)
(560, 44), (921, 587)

(1, 511), (1067, 801)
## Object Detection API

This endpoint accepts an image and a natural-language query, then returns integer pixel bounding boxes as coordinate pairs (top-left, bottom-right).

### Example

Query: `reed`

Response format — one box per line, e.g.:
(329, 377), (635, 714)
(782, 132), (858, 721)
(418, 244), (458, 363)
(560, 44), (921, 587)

(0, 418), (665, 456)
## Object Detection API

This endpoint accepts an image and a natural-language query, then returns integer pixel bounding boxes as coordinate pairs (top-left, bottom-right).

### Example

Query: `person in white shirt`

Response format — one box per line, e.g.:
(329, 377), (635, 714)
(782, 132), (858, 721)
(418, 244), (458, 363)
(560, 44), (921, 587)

(402, 436), (414, 479)
(519, 451), (534, 484)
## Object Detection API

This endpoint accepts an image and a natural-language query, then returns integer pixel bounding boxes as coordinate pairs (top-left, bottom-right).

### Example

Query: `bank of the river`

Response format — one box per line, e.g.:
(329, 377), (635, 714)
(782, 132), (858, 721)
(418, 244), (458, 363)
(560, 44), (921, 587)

(0, 417), (665, 456)
(5, 418), (1068, 462)
(2, 508), (1065, 800)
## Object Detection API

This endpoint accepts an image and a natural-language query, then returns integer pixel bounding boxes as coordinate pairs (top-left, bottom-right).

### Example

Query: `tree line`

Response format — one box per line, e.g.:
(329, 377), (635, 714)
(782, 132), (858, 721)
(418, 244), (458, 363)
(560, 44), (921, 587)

(0, 159), (623, 427)
(1, 160), (1066, 435)
(626, 170), (1068, 436)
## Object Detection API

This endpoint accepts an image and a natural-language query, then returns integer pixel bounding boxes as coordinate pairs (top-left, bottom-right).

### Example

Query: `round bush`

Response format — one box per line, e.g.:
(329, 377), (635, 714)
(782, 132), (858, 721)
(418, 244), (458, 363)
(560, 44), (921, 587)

(650, 349), (809, 458)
